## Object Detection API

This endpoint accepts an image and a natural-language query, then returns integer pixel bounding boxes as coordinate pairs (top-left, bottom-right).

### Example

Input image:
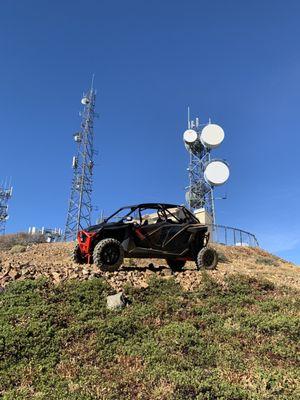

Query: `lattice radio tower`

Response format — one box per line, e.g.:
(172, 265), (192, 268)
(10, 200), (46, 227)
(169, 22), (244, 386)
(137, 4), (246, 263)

(64, 78), (97, 241)
(183, 109), (229, 224)
(0, 180), (13, 235)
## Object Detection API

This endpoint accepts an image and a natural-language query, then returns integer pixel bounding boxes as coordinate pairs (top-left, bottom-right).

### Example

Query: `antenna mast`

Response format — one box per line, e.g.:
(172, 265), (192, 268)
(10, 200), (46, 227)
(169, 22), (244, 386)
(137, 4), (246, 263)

(63, 80), (97, 241)
(183, 115), (229, 225)
(0, 180), (13, 235)
(186, 118), (215, 222)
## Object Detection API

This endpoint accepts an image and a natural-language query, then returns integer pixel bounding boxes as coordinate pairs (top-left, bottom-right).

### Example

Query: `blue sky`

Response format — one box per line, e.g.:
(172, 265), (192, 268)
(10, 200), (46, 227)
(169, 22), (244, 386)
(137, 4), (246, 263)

(0, 0), (299, 263)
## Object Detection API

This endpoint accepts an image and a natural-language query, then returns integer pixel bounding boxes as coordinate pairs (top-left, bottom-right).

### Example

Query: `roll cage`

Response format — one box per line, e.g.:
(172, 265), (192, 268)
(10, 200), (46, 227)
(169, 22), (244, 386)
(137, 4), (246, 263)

(104, 203), (199, 225)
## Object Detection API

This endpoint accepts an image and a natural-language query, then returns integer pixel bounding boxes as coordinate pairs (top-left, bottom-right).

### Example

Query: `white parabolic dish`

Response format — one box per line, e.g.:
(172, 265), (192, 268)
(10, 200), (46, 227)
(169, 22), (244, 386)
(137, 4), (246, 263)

(183, 129), (198, 144)
(204, 160), (230, 186)
(81, 97), (90, 105)
(200, 124), (224, 148)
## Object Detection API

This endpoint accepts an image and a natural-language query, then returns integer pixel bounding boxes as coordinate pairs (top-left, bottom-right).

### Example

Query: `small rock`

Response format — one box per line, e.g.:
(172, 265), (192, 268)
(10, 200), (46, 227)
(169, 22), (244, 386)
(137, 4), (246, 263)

(1, 276), (11, 285)
(106, 292), (127, 310)
(8, 269), (21, 280)
(162, 269), (173, 277)
(82, 268), (90, 276)
(3, 261), (11, 270)
(52, 272), (62, 284)
(145, 269), (155, 276)
(138, 281), (149, 289)
(0, 271), (9, 279)
(69, 272), (79, 279)
(21, 269), (31, 277)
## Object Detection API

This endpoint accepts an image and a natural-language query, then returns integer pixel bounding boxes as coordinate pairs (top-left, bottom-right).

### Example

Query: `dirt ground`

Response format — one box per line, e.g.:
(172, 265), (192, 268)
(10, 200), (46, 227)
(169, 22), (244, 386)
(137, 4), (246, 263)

(0, 242), (299, 291)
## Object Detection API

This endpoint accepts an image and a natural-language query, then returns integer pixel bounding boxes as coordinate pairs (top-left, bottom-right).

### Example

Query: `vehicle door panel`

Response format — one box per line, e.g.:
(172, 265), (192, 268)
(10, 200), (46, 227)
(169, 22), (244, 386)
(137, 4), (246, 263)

(159, 223), (191, 253)
(137, 222), (166, 249)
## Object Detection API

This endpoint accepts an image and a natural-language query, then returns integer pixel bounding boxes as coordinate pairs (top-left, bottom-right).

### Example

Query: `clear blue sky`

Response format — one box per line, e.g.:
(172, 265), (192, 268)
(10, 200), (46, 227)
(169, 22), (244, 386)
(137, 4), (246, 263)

(1, 0), (299, 263)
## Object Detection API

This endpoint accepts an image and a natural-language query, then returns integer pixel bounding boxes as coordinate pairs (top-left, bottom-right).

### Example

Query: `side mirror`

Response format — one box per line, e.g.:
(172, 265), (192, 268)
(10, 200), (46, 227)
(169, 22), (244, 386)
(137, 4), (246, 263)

(124, 216), (134, 223)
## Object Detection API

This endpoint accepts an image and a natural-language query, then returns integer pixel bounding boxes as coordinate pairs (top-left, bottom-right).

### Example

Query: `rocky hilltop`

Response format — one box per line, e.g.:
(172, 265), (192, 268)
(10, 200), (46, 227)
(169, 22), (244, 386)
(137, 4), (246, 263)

(0, 242), (299, 291)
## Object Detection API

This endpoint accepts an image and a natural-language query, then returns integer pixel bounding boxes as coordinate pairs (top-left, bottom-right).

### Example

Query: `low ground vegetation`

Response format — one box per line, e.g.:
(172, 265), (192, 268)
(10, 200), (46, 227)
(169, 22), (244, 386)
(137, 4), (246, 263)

(0, 273), (299, 399)
(255, 256), (280, 267)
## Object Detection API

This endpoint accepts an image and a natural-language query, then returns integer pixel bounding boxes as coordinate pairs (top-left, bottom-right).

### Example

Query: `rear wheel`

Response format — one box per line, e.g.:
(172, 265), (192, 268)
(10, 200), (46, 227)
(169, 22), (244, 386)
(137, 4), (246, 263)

(73, 244), (85, 264)
(166, 259), (186, 271)
(196, 247), (218, 270)
(93, 238), (124, 272)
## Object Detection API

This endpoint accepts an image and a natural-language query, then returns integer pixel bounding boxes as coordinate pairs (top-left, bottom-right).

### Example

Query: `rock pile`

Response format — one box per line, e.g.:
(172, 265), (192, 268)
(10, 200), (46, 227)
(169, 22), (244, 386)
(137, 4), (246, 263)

(0, 242), (299, 291)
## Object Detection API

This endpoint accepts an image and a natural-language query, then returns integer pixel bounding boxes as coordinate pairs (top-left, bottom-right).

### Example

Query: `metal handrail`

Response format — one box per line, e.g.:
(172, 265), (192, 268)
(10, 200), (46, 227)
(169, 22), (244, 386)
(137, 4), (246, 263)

(209, 224), (259, 247)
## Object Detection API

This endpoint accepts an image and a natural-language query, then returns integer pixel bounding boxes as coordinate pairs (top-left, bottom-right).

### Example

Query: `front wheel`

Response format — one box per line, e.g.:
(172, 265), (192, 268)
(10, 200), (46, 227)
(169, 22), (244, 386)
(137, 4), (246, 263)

(196, 247), (218, 270)
(73, 244), (85, 264)
(166, 259), (186, 271)
(93, 238), (124, 272)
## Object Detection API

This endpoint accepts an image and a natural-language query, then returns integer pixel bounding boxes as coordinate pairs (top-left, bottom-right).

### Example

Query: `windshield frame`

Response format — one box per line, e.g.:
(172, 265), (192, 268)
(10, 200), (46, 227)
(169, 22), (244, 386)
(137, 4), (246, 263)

(104, 206), (138, 223)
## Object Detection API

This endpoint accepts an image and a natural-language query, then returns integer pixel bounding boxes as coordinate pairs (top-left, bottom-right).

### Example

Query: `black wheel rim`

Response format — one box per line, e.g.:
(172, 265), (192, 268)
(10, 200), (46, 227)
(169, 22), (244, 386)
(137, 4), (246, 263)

(101, 244), (120, 265)
(203, 250), (215, 267)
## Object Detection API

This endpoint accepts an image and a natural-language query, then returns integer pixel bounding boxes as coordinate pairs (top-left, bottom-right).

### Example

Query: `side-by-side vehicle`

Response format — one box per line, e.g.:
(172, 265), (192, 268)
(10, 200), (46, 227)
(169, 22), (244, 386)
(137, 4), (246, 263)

(73, 203), (218, 272)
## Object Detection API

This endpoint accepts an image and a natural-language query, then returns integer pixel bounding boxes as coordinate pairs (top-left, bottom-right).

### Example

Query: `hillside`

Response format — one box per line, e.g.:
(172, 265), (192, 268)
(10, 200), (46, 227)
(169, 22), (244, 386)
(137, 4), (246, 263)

(0, 242), (299, 291)
(0, 243), (299, 399)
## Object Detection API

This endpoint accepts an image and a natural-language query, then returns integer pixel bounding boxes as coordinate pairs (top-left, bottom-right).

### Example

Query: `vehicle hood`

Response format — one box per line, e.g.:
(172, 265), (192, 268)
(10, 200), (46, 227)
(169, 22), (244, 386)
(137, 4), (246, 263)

(84, 221), (126, 233)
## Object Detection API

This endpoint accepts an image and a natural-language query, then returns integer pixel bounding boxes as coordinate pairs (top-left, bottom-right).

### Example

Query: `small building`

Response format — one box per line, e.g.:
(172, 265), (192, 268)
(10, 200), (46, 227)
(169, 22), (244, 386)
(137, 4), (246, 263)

(193, 208), (213, 225)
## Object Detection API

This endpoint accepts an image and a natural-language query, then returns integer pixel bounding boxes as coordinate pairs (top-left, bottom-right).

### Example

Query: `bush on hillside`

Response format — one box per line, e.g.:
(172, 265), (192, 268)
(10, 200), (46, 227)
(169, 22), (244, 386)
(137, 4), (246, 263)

(10, 244), (27, 254)
(0, 232), (46, 251)
(216, 249), (229, 263)
(255, 256), (279, 267)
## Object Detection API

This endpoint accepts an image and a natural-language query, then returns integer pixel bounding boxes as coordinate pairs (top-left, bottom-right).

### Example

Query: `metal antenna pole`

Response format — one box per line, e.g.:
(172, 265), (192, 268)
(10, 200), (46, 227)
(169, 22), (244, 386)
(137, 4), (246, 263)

(0, 179), (13, 235)
(187, 106), (191, 129)
(63, 79), (97, 241)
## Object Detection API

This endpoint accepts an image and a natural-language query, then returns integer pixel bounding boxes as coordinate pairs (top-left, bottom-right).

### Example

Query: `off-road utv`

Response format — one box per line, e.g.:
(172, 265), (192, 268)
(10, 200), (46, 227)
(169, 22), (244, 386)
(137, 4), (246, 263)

(73, 203), (218, 272)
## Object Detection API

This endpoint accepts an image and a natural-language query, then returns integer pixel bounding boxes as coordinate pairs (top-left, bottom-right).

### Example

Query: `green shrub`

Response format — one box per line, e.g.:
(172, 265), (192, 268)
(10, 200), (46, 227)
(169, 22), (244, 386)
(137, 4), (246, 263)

(225, 274), (275, 294)
(10, 245), (26, 254)
(217, 249), (229, 263)
(255, 256), (279, 267)
(197, 272), (223, 298)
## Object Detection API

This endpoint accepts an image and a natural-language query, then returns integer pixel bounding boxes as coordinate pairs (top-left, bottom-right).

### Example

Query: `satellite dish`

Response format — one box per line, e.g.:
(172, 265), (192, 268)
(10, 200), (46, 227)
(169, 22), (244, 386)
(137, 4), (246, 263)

(81, 97), (90, 105)
(183, 129), (198, 144)
(183, 129), (202, 154)
(200, 124), (224, 149)
(204, 160), (229, 186)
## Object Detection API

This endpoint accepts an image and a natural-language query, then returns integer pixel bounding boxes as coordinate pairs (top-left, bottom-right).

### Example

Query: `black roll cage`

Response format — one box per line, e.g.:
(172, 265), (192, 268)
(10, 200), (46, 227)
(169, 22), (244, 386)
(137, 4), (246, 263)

(105, 203), (199, 225)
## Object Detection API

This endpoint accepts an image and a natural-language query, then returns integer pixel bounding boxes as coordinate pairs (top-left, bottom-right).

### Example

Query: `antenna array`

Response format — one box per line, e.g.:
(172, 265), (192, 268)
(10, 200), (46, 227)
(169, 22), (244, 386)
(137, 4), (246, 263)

(183, 113), (229, 224)
(0, 180), (13, 235)
(64, 80), (97, 241)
